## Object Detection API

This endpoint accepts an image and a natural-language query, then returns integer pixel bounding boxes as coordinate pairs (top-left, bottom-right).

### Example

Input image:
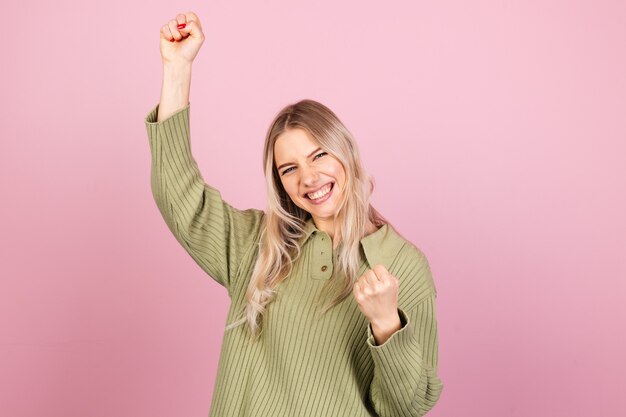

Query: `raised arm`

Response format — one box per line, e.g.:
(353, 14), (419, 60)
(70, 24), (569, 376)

(144, 12), (265, 294)
(156, 11), (204, 120)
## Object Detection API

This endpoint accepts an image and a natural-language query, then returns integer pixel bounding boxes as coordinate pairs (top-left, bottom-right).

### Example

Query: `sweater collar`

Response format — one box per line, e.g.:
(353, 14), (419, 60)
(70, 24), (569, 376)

(299, 217), (405, 270)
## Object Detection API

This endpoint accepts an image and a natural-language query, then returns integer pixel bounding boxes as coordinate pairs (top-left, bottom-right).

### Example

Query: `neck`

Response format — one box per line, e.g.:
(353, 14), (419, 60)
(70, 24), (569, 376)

(312, 217), (378, 248)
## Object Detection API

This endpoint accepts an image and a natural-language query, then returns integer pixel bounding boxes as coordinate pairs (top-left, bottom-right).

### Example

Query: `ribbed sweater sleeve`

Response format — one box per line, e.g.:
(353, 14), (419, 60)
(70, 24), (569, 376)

(144, 102), (265, 293)
(365, 251), (443, 417)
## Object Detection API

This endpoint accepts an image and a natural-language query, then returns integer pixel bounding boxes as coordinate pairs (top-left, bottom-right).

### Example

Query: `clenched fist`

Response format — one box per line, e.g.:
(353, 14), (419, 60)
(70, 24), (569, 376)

(159, 11), (206, 65)
(353, 264), (402, 343)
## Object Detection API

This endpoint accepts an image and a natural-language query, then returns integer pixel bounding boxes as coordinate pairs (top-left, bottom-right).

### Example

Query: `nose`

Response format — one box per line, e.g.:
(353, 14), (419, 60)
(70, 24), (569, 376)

(301, 164), (320, 188)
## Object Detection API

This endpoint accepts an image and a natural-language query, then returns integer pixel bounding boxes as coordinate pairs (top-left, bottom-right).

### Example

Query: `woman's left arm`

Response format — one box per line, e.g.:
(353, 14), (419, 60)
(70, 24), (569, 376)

(367, 294), (443, 417)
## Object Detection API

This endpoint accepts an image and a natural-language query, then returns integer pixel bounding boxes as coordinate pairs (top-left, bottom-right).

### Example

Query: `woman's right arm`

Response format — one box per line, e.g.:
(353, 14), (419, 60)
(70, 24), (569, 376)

(144, 13), (265, 293)
(157, 62), (192, 122)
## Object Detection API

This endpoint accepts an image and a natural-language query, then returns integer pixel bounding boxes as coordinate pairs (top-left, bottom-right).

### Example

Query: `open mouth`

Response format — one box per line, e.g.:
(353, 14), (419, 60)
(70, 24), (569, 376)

(305, 182), (335, 200)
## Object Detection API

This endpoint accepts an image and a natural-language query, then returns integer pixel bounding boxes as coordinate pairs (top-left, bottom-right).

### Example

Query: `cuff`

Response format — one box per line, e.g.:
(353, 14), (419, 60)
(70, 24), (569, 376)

(144, 102), (192, 151)
(144, 102), (191, 125)
(367, 307), (413, 349)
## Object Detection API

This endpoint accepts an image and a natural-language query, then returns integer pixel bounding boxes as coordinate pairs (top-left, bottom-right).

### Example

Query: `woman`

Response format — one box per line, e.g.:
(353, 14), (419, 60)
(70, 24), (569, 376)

(145, 12), (443, 417)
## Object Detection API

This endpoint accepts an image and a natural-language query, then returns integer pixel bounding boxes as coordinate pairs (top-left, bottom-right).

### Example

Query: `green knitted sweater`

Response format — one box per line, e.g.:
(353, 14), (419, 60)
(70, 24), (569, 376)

(144, 102), (443, 417)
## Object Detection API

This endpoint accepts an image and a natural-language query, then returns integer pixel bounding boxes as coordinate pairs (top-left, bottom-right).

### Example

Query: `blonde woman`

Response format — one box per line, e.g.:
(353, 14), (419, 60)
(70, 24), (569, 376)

(145, 12), (443, 417)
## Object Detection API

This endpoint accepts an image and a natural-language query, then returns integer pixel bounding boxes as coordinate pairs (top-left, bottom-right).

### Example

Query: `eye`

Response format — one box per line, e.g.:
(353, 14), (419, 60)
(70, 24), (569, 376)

(280, 152), (327, 176)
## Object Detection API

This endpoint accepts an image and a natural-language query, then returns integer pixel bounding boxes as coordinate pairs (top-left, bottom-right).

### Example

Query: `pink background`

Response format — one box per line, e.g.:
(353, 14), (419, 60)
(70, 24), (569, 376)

(1, 1), (625, 416)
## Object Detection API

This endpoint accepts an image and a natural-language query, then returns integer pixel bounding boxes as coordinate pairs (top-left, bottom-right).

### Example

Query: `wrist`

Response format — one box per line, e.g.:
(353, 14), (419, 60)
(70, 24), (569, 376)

(370, 312), (402, 345)
(163, 61), (192, 75)
(371, 317), (401, 335)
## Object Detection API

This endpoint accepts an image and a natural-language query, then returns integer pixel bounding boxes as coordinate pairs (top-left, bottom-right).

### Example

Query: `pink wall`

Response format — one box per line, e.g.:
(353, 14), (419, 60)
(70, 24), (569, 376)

(1, 1), (624, 416)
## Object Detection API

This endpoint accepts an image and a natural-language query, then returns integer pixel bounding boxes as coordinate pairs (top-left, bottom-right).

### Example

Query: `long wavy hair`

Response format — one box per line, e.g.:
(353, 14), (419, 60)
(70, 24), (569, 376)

(225, 99), (390, 343)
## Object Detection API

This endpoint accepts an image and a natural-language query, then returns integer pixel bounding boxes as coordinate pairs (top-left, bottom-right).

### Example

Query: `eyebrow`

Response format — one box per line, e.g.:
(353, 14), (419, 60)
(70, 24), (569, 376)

(277, 147), (322, 171)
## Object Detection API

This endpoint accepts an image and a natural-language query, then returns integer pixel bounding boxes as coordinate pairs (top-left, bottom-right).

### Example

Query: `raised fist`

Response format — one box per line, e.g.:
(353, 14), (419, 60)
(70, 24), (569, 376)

(159, 12), (205, 65)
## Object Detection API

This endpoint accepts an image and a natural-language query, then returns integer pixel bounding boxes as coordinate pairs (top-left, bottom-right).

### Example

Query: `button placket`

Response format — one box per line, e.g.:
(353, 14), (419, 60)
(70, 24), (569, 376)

(312, 234), (333, 280)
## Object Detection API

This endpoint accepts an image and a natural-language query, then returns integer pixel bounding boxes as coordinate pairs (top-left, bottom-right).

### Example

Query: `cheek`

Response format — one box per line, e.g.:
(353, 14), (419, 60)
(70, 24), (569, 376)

(281, 179), (299, 199)
(329, 160), (346, 181)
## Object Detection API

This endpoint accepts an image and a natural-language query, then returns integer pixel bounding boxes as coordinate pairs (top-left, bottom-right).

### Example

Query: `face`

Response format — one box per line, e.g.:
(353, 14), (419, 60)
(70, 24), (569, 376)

(274, 128), (346, 224)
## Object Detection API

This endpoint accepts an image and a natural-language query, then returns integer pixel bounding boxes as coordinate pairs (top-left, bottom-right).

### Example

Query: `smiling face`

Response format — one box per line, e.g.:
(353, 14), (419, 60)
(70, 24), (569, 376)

(274, 128), (346, 229)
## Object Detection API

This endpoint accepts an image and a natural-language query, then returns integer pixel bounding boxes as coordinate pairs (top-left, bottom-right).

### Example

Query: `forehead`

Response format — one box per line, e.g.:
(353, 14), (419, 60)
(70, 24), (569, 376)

(274, 128), (319, 160)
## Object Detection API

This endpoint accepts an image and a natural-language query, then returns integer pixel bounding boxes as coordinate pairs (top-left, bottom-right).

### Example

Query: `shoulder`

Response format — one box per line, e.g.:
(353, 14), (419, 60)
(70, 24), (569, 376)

(386, 226), (437, 308)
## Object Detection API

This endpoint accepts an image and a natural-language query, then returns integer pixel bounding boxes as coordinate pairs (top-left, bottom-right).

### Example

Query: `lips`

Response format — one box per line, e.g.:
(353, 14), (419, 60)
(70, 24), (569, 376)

(303, 182), (334, 199)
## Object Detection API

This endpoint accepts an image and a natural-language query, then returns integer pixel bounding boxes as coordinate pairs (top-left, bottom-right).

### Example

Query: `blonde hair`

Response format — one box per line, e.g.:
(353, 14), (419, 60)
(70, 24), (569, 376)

(225, 99), (390, 343)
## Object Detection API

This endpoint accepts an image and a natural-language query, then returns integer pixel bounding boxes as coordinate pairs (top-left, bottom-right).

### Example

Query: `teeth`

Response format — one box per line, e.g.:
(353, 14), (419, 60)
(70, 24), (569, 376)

(307, 183), (332, 200)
